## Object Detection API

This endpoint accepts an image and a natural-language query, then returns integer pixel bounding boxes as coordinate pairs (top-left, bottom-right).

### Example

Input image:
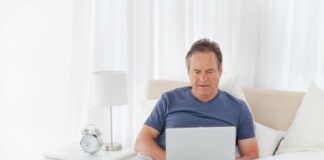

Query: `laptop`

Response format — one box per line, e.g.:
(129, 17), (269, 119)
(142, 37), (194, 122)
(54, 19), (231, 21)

(166, 127), (236, 160)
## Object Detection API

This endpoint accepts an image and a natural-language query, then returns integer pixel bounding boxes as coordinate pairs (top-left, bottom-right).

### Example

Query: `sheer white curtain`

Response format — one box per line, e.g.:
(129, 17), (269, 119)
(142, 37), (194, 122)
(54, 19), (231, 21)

(256, 0), (324, 90)
(73, 0), (156, 148)
(74, 0), (324, 149)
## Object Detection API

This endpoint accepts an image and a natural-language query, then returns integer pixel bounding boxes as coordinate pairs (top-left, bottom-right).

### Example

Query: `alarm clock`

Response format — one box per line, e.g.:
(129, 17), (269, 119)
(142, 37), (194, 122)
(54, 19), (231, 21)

(80, 124), (103, 154)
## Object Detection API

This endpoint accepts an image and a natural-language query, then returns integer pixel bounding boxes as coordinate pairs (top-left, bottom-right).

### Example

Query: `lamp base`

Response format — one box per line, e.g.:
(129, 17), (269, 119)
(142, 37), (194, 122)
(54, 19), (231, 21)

(102, 142), (122, 151)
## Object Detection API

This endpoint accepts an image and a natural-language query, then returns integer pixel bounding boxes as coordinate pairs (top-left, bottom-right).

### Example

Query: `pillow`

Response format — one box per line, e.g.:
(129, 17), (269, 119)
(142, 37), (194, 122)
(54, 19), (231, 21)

(219, 75), (246, 100)
(255, 123), (285, 158)
(138, 99), (157, 124)
(276, 83), (324, 154)
(135, 99), (158, 135)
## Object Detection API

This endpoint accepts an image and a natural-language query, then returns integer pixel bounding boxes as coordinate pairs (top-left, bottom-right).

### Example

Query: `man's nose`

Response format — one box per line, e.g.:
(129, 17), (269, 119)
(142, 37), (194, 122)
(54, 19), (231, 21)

(199, 73), (208, 81)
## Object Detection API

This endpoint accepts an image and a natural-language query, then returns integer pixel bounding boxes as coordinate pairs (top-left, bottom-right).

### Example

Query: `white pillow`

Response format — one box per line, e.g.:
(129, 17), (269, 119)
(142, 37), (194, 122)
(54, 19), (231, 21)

(255, 123), (285, 158)
(138, 99), (157, 124)
(276, 83), (324, 154)
(219, 75), (246, 101)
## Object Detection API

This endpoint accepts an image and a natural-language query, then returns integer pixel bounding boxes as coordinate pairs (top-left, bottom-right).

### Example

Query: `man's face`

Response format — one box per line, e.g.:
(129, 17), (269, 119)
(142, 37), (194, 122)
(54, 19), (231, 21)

(188, 52), (222, 101)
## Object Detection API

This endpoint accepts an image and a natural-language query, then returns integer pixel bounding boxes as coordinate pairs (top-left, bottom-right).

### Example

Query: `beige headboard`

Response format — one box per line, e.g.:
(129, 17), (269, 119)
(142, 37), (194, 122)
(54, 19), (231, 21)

(146, 80), (304, 131)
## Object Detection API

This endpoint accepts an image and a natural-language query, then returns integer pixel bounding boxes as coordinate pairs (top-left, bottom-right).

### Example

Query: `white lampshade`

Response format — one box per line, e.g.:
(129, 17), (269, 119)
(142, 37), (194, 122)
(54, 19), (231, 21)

(92, 71), (127, 107)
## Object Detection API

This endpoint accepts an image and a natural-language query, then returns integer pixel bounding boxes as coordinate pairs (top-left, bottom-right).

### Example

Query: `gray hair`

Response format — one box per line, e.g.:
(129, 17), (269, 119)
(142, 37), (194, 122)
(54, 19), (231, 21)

(185, 38), (223, 71)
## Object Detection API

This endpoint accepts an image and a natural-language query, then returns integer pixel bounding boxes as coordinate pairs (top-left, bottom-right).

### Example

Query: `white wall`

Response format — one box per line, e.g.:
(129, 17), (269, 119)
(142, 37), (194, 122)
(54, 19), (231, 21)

(0, 0), (74, 159)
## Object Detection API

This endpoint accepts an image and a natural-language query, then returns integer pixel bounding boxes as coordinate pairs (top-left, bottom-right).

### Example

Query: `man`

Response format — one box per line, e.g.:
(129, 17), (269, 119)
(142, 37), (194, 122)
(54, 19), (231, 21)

(134, 38), (258, 160)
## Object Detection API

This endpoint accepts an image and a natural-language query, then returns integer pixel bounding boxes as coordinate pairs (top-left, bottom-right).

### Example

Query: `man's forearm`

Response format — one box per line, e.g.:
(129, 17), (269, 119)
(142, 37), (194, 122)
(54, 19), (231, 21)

(134, 137), (166, 160)
(237, 137), (259, 160)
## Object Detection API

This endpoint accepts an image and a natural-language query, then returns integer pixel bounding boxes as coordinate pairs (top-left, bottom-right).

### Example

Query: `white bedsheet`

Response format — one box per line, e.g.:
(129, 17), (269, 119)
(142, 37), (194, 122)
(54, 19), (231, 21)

(260, 152), (324, 160)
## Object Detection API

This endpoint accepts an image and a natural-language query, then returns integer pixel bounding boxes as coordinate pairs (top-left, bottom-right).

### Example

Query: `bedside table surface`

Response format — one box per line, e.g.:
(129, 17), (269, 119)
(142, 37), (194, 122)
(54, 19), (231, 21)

(43, 143), (137, 160)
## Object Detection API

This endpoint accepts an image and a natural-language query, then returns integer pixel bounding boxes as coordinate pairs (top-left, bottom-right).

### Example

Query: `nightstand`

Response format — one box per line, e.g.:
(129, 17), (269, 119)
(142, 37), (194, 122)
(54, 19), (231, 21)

(43, 143), (137, 160)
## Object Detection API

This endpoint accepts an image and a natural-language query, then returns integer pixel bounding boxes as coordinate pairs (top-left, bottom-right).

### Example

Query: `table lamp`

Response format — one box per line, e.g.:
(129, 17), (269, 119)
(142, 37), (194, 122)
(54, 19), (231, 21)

(92, 70), (127, 151)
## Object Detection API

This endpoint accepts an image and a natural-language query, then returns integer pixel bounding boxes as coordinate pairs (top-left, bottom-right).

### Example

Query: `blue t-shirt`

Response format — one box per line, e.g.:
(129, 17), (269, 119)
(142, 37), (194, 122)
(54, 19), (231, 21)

(145, 87), (255, 150)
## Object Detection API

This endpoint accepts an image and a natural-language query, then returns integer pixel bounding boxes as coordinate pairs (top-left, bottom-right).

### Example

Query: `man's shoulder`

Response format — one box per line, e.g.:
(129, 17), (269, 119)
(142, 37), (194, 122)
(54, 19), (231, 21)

(219, 90), (246, 106)
(163, 86), (190, 97)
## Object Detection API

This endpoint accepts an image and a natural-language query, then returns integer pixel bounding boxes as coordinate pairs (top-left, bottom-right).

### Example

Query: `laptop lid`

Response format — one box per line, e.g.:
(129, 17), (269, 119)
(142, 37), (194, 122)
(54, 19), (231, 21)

(166, 127), (236, 160)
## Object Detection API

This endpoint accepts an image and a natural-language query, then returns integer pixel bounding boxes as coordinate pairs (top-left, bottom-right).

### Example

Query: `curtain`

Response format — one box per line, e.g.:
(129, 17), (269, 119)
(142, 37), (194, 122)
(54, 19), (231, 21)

(256, 0), (324, 90)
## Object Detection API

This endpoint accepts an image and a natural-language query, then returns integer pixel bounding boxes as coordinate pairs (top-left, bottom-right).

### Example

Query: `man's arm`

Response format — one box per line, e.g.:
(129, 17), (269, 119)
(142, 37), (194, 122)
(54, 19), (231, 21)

(134, 125), (166, 160)
(236, 137), (258, 160)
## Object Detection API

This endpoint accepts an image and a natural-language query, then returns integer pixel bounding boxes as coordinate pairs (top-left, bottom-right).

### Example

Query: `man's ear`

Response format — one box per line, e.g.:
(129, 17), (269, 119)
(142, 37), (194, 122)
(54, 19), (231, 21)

(219, 65), (223, 75)
(187, 69), (193, 86)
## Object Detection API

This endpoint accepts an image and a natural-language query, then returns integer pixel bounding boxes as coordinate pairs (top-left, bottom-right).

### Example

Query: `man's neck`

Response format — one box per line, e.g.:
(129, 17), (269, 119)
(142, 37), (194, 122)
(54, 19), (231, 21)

(192, 90), (219, 103)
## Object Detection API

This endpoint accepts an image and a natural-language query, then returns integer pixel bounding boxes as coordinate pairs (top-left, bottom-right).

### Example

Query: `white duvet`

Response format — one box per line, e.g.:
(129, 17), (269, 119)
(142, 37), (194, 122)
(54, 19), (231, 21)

(260, 152), (324, 160)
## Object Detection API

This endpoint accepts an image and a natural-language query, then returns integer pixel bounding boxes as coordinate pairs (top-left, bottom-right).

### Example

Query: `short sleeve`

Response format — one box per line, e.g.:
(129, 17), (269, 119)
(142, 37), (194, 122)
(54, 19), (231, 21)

(144, 94), (168, 133)
(237, 101), (255, 140)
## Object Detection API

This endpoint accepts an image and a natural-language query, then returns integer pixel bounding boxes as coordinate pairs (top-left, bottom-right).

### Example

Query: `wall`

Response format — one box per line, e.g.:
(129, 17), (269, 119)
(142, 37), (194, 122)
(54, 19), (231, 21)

(0, 0), (73, 159)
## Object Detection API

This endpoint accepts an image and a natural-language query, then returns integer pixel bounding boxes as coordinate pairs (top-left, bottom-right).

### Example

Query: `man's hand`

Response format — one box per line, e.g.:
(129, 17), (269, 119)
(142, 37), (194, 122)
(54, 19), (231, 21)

(134, 125), (166, 160)
(236, 137), (259, 160)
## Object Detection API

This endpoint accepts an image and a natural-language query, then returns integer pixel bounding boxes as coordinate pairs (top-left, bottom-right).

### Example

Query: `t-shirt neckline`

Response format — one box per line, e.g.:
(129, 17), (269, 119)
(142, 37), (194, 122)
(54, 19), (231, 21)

(186, 86), (221, 104)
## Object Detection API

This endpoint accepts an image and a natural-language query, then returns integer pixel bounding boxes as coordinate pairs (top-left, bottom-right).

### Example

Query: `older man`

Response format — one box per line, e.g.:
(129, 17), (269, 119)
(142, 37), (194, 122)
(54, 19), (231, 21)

(134, 38), (258, 160)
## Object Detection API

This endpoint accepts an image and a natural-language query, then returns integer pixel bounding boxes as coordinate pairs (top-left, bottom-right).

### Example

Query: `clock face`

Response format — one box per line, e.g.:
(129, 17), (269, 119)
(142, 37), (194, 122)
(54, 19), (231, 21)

(80, 135), (100, 154)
